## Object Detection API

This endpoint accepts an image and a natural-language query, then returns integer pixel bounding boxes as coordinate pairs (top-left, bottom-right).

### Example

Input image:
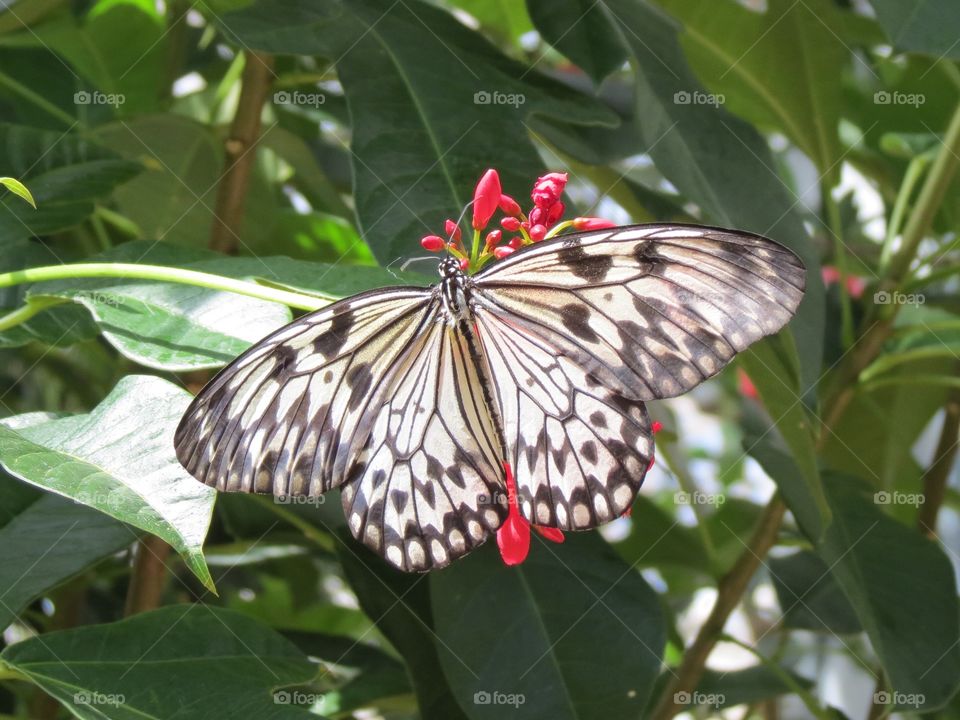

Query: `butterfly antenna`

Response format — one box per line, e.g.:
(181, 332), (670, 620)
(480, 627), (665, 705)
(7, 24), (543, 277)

(448, 200), (474, 259)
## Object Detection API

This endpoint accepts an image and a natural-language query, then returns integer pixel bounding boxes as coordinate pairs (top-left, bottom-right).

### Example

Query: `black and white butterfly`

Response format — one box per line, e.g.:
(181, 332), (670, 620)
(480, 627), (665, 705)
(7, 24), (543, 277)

(174, 223), (805, 571)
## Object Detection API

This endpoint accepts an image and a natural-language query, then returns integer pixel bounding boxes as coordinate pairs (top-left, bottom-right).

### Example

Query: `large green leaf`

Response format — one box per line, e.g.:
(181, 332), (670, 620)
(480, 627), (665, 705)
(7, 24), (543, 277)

(656, 0), (849, 178)
(871, 0), (960, 60)
(31, 1), (166, 114)
(218, 0), (617, 262)
(0, 375), (217, 591)
(337, 530), (469, 720)
(0, 605), (320, 719)
(815, 473), (960, 710)
(0, 471), (136, 631)
(526, 0), (628, 85)
(768, 550), (861, 634)
(431, 534), (664, 720)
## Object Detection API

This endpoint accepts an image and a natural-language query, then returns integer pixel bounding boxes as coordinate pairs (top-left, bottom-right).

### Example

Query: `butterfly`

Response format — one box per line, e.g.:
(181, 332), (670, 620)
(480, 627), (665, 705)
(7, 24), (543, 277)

(174, 223), (805, 571)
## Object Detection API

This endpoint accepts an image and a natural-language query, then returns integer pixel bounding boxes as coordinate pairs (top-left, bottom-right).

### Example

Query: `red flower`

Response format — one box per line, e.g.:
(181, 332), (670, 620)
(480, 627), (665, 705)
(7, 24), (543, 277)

(496, 463), (564, 566)
(485, 229), (502, 249)
(420, 234), (445, 252)
(494, 246), (515, 259)
(497, 463), (530, 565)
(531, 172), (567, 208)
(821, 265), (866, 299)
(573, 217), (617, 230)
(445, 219), (462, 242)
(529, 224), (546, 241)
(737, 368), (759, 400)
(501, 217), (521, 232)
(499, 194), (521, 217)
(472, 169), (502, 230)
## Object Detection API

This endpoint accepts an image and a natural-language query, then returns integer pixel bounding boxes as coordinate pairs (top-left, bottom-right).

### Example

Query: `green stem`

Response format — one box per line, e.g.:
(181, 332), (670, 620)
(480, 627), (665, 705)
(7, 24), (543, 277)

(0, 297), (66, 332)
(879, 154), (931, 273)
(0, 263), (331, 313)
(824, 191), (854, 348)
(721, 635), (832, 720)
(0, 666), (30, 683)
(887, 98), (960, 283)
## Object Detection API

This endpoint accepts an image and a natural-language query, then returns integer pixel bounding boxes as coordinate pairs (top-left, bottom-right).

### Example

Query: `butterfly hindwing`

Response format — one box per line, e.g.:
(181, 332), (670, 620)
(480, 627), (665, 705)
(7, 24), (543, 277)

(341, 320), (508, 571)
(474, 311), (653, 529)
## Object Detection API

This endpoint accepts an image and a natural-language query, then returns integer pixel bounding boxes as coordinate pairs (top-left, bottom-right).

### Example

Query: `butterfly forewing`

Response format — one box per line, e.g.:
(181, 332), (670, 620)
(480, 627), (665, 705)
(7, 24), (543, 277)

(474, 224), (805, 401)
(174, 288), (435, 496)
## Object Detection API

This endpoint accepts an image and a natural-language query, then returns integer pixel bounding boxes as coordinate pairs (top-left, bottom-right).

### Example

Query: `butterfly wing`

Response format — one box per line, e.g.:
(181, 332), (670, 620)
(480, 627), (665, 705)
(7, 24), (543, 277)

(474, 223), (805, 401)
(174, 287), (438, 496)
(341, 316), (508, 571)
(472, 223), (804, 527)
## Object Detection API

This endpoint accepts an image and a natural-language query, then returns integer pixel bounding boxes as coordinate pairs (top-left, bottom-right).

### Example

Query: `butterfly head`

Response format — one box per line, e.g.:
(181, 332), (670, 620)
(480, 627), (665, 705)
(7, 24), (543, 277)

(438, 256), (464, 279)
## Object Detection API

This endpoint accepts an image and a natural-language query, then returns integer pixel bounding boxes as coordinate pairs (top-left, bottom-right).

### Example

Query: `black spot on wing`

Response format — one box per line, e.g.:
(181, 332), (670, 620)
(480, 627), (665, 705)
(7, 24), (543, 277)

(560, 303), (598, 343)
(314, 310), (355, 358)
(557, 242), (613, 282)
(346, 362), (373, 410)
(580, 441), (598, 464)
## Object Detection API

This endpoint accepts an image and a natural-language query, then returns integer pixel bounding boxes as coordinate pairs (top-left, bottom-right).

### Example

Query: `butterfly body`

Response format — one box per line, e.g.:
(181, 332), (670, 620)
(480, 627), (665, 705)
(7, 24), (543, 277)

(175, 223), (805, 571)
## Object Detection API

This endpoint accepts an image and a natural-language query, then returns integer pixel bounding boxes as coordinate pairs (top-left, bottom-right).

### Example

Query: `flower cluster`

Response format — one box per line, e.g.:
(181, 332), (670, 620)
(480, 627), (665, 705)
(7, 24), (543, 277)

(420, 168), (616, 272)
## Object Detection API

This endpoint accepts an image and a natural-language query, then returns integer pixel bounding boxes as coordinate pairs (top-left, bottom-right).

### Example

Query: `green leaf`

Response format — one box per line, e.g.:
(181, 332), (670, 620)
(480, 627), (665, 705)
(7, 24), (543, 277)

(656, 0), (848, 178)
(0, 176), (35, 207)
(455, 0), (533, 40)
(219, 0), (617, 262)
(431, 534), (665, 720)
(20, 240), (431, 370)
(815, 473), (960, 710)
(871, 0), (960, 60)
(696, 666), (814, 709)
(740, 338), (829, 537)
(31, 1), (167, 114)
(0, 123), (141, 240)
(768, 550), (861, 634)
(0, 375), (217, 591)
(598, 0), (825, 393)
(337, 530), (469, 720)
(526, 0), (628, 85)
(0, 605), (321, 719)
(0, 471), (136, 631)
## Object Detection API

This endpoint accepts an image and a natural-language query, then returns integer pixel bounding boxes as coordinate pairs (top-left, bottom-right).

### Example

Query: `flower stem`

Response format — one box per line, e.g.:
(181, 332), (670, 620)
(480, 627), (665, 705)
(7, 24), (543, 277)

(0, 262), (330, 313)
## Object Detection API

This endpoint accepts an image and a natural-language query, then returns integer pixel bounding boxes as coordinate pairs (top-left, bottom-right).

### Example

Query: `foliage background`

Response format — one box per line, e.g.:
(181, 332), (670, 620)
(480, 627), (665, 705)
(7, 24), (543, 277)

(1, 0), (960, 718)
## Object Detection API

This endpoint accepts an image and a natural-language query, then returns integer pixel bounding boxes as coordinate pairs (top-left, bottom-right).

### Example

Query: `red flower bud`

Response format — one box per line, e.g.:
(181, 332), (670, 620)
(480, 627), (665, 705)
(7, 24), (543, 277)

(572, 217), (617, 230)
(652, 421), (663, 434)
(531, 172), (567, 207)
(459, 258), (470, 271)
(533, 526), (565, 543)
(528, 206), (545, 227)
(508, 236), (522, 249)
(472, 168), (501, 230)
(485, 229), (502, 249)
(546, 201), (564, 225)
(494, 246), (515, 259)
(420, 234), (445, 252)
(499, 193), (521, 216)
(445, 219), (462, 242)
(529, 224), (546, 241)
(501, 216), (521, 232)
